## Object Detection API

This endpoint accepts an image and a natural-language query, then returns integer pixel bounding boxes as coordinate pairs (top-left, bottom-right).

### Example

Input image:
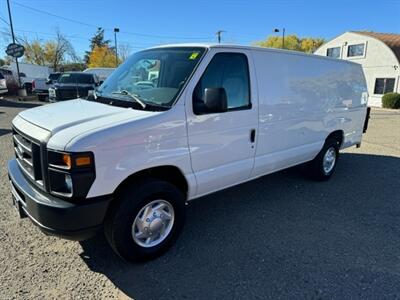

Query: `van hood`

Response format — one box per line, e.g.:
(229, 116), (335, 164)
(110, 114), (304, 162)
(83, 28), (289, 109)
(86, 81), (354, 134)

(18, 99), (155, 134)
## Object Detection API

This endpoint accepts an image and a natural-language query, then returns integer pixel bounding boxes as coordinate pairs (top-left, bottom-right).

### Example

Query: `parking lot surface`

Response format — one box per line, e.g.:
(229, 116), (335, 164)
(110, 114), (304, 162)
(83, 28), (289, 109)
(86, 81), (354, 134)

(0, 99), (399, 299)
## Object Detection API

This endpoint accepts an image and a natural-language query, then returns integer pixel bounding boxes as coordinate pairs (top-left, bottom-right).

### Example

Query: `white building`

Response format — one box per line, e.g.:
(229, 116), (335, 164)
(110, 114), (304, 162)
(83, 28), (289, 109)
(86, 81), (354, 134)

(314, 31), (400, 107)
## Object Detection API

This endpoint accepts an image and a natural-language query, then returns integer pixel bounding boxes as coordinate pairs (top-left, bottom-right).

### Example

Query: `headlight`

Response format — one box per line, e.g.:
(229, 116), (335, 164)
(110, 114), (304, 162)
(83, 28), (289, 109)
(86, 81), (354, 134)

(49, 88), (56, 97)
(47, 150), (95, 199)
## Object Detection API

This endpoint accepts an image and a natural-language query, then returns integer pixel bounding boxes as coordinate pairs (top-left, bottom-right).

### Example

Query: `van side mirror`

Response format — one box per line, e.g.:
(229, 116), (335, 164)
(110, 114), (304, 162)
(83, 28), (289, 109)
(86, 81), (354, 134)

(204, 88), (228, 113)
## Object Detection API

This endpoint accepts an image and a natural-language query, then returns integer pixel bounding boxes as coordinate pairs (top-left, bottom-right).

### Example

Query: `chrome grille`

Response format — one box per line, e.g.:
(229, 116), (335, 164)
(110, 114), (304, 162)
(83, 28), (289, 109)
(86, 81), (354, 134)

(13, 131), (43, 186)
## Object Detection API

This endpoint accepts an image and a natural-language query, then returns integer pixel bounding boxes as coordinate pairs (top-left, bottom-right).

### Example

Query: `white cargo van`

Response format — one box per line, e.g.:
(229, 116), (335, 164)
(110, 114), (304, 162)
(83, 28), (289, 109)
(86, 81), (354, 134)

(8, 44), (369, 262)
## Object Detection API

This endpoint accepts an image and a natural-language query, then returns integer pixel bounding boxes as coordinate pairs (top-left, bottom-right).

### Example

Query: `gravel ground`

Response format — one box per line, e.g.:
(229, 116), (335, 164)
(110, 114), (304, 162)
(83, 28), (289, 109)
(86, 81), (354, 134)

(0, 99), (399, 299)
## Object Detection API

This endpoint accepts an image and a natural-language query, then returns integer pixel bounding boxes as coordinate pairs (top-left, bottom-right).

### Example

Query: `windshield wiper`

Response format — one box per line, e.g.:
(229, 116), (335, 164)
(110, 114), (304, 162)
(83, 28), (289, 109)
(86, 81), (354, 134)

(112, 90), (146, 109)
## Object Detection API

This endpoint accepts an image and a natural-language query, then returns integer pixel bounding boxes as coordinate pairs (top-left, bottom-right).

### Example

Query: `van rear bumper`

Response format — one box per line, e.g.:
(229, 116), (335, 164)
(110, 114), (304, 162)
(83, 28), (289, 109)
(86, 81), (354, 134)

(7, 159), (112, 241)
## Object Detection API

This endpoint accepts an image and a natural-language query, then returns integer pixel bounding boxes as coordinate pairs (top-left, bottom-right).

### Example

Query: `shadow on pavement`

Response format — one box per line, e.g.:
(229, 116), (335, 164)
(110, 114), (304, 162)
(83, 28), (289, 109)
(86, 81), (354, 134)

(79, 153), (400, 299)
(0, 128), (12, 137)
(0, 99), (42, 109)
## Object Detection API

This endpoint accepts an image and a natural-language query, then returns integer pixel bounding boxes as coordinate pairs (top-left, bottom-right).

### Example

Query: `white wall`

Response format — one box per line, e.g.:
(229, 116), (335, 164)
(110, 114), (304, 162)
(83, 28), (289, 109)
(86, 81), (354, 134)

(314, 32), (400, 107)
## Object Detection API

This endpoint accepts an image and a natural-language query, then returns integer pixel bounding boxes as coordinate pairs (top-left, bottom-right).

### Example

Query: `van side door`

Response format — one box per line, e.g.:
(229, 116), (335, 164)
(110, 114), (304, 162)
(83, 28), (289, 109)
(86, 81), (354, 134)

(185, 49), (259, 197)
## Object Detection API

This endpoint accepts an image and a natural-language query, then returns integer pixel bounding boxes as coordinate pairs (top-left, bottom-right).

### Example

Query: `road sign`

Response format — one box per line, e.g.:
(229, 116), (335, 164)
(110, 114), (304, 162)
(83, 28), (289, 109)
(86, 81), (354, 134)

(5, 43), (25, 58)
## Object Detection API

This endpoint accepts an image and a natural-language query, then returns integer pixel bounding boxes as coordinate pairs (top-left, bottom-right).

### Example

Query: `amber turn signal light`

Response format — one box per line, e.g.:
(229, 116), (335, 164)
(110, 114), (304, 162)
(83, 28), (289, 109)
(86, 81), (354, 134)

(75, 156), (91, 167)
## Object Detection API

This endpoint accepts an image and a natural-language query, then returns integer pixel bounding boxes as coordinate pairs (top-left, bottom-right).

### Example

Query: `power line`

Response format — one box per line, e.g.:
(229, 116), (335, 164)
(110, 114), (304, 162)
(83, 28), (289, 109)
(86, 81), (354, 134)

(12, 1), (104, 29)
(10, 0), (213, 41)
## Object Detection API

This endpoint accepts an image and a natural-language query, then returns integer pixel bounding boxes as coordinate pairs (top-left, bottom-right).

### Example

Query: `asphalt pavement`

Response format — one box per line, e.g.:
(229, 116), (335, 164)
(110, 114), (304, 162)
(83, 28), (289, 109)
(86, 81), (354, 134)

(0, 98), (399, 299)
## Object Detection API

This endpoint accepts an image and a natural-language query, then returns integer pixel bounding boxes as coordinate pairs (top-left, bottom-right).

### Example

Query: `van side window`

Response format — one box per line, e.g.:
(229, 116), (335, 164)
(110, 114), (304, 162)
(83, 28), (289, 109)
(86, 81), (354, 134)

(193, 53), (251, 114)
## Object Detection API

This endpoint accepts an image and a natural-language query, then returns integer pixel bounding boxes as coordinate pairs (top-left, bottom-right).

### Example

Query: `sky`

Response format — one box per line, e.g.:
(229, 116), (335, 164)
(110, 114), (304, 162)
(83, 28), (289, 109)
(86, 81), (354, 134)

(1, 0), (400, 59)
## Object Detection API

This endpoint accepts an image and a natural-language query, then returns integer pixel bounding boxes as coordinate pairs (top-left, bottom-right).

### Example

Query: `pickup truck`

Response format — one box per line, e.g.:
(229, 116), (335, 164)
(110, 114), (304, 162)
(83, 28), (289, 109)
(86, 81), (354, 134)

(48, 72), (100, 102)
(32, 73), (62, 101)
(8, 44), (369, 262)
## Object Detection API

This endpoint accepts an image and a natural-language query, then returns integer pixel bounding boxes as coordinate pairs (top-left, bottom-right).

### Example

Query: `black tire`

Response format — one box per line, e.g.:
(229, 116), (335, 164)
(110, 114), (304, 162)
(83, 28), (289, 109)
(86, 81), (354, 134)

(308, 138), (340, 181)
(104, 178), (186, 262)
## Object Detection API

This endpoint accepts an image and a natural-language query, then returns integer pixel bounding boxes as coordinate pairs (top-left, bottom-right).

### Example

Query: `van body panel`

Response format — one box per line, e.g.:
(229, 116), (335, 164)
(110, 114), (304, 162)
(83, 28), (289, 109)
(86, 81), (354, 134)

(250, 48), (367, 177)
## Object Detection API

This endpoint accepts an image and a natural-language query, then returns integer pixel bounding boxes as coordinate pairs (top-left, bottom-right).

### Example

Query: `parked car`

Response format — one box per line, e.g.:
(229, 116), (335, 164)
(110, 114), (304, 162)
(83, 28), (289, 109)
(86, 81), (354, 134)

(48, 72), (100, 102)
(0, 72), (8, 94)
(32, 73), (62, 101)
(7, 44), (369, 262)
(83, 67), (115, 84)
(0, 68), (18, 95)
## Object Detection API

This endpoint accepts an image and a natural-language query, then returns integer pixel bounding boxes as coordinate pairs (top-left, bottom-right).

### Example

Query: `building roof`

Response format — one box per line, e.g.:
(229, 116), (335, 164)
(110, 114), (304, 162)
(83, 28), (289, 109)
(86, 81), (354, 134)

(353, 31), (400, 63)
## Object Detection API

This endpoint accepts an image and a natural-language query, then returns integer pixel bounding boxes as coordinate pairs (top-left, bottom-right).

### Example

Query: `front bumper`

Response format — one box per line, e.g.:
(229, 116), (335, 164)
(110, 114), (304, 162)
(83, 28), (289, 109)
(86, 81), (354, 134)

(8, 159), (112, 241)
(34, 89), (48, 96)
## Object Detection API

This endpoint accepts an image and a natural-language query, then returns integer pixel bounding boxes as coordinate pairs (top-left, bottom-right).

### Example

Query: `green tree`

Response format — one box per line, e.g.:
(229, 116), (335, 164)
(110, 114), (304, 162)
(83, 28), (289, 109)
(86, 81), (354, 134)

(0, 58), (5, 66)
(84, 28), (111, 64)
(254, 34), (325, 53)
(60, 62), (87, 72)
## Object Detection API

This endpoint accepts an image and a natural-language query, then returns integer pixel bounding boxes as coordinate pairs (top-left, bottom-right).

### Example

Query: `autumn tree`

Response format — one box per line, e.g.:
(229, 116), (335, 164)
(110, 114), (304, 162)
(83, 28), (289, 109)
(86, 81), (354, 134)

(254, 34), (325, 53)
(85, 28), (111, 64)
(88, 45), (120, 68)
(22, 40), (46, 65)
(22, 29), (78, 70)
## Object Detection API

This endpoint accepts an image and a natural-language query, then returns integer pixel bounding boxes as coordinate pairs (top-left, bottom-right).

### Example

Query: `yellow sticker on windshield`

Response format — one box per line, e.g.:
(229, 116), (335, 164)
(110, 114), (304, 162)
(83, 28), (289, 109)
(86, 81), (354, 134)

(189, 52), (200, 60)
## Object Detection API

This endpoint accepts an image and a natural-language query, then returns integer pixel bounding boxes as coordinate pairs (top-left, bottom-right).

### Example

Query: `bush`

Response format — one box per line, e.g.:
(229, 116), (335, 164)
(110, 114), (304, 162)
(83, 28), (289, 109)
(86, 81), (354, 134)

(382, 93), (400, 109)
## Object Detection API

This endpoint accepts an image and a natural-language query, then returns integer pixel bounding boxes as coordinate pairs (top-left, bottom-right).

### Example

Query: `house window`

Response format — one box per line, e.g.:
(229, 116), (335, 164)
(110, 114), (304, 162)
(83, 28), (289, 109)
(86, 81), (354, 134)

(326, 47), (340, 58)
(374, 78), (395, 95)
(347, 44), (365, 57)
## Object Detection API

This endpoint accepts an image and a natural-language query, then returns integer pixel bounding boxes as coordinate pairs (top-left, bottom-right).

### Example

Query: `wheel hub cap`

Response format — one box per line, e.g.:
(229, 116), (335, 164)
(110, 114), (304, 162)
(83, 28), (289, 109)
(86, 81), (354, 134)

(323, 147), (336, 174)
(132, 200), (175, 248)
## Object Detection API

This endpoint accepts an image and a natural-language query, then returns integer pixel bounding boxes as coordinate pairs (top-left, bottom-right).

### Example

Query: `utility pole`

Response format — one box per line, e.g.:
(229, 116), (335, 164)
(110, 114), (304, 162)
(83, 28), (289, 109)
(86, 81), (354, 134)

(114, 28), (119, 67)
(274, 28), (285, 49)
(6, 0), (21, 87)
(216, 30), (225, 43)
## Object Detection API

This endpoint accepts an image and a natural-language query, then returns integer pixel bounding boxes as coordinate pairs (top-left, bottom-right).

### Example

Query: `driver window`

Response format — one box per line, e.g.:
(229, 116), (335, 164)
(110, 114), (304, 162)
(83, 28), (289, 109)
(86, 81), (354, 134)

(193, 52), (250, 114)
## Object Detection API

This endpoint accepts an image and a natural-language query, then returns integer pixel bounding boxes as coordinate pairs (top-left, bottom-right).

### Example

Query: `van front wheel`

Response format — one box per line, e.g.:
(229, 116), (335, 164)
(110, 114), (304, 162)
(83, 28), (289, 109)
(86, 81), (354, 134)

(308, 138), (339, 181)
(104, 178), (186, 262)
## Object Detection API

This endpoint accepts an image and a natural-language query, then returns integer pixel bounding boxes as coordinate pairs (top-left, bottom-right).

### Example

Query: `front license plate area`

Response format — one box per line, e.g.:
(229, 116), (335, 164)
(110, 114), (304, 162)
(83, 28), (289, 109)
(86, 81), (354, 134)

(10, 182), (27, 219)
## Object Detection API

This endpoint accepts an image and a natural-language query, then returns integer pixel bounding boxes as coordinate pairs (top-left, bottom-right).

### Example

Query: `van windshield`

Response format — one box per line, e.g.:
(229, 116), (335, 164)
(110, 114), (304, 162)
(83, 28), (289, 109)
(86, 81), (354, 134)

(96, 47), (205, 109)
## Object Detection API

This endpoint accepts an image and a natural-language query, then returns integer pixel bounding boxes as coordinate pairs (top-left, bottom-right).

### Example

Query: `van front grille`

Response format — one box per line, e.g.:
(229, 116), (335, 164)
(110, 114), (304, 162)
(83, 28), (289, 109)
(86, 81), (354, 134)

(13, 131), (43, 187)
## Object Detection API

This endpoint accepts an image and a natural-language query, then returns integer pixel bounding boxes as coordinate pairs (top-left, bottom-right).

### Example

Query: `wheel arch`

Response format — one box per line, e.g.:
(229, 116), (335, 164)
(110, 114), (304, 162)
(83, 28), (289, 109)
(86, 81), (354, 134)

(113, 165), (189, 200)
(326, 130), (344, 148)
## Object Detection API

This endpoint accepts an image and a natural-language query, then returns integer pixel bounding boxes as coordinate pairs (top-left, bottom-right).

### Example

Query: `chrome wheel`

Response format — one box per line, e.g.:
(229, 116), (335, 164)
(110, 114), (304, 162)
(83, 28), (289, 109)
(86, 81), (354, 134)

(323, 147), (336, 174)
(132, 200), (175, 248)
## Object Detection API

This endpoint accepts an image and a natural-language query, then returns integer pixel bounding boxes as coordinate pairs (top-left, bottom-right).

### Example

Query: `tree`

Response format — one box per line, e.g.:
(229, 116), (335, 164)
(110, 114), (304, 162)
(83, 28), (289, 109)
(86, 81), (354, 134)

(45, 30), (78, 70)
(0, 58), (5, 66)
(85, 28), (111, 64)
(118, 43), (132, 62)
(88, 45), (119, 68)
(22, 39), (46, 65)
(61, 62), (86, 72)
(21, 29), (78, 70)
(254, 34), (325, 53)
(300, 37), (325, 53)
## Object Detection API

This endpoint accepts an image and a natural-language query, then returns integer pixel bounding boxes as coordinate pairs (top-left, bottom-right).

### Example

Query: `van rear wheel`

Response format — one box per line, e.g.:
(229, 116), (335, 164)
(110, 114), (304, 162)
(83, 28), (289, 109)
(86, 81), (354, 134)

(104, 178), (186, 262)
(308, 138), (340, 181)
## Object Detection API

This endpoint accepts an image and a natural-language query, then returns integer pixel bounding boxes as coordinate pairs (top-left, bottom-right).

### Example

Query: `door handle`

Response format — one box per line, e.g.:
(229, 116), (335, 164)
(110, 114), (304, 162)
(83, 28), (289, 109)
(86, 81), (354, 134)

(250, 129), (256, 143)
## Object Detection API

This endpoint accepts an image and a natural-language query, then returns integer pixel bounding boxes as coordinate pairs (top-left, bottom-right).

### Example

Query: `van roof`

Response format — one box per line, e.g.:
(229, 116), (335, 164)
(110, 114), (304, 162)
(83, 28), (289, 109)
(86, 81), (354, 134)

(148, 43), (360, 66)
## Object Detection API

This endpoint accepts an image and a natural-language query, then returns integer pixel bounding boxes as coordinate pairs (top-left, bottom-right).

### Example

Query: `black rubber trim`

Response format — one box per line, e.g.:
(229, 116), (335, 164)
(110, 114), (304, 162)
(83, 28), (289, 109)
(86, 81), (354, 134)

(8, 159), (112, 241)
(363, 107), (371, 133)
